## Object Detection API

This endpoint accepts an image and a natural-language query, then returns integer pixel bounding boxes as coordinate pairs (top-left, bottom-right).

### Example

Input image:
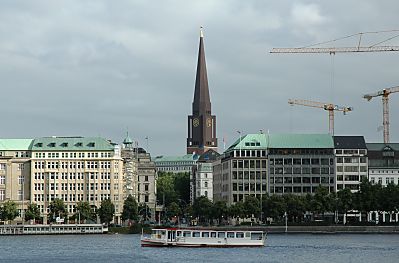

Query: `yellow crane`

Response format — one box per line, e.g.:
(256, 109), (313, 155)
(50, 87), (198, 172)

(288, 99), (353, 135)
(363, 86), (399, 144)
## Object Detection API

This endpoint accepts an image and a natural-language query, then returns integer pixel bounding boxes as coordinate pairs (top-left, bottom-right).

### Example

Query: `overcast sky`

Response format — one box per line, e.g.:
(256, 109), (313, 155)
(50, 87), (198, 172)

(1, 0), (399, 156)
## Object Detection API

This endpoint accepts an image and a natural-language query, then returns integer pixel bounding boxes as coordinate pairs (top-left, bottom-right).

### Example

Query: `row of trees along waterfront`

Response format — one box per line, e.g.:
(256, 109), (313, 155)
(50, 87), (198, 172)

(159, 179), (399, 225)
(2, 178), (398, 225)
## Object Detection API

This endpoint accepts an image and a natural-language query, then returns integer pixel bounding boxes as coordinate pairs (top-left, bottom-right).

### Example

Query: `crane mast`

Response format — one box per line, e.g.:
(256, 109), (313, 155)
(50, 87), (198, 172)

(288, 99), (353, 135)
(363, 86), (399, 143)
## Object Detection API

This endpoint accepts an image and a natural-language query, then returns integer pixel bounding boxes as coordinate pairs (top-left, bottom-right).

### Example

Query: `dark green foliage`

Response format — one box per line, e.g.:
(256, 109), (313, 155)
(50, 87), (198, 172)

(98, 199), (115, 225)
(166, 202), (181, 218)
(192, 196), (213, 223)
(25, 203), (41, 222)
(156, 172), (190, 206)
(75, 201), (96, 222)
(121, 195), (138, 222)
(0, 201), (19, 222)
(48, 198), (68, 222)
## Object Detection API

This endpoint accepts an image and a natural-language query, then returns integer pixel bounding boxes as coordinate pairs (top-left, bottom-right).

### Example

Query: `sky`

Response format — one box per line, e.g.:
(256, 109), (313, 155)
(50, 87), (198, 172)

(1, 0), (399, 156)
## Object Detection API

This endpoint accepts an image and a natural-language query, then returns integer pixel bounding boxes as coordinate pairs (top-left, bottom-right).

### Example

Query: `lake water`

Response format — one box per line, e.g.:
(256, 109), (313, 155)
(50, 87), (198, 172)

(1, 234), (398, 263)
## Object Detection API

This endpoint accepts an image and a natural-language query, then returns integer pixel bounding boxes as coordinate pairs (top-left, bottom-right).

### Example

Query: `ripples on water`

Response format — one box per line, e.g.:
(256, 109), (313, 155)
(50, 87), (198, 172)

(1, 234), (398, 263)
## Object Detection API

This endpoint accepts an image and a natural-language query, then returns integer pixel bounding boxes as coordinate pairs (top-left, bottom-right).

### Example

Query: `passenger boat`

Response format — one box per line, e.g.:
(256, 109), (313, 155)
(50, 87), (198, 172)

(141, 228), (266, 247)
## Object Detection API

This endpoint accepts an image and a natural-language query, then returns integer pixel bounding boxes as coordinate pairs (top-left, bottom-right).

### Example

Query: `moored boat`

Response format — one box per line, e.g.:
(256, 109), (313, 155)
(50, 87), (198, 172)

(141, 228), (266, 247)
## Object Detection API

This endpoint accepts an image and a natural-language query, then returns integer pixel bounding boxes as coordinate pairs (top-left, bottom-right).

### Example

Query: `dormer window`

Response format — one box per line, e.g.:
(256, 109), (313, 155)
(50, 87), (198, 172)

(49, 143), (56, 147)
(61, 142), (68, 147)
(88, 142), (95, 147)
(76, 142), (83, 147)
(36, 143), (43, 147)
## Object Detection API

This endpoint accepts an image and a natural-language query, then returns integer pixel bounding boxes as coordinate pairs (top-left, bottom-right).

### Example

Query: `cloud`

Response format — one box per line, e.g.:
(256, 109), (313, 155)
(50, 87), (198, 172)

(290, 3), (329, 39)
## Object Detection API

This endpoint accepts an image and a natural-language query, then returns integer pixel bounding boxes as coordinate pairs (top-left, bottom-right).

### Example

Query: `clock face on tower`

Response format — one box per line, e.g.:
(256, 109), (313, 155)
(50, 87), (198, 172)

(193, 118), (200, 127)
(206, 118), (212, 127)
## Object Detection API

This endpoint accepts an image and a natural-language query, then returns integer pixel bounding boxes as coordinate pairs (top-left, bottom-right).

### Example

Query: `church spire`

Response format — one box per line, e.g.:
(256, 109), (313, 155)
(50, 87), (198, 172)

(192, 26), (211, 116)
(187, 27), (218, 154)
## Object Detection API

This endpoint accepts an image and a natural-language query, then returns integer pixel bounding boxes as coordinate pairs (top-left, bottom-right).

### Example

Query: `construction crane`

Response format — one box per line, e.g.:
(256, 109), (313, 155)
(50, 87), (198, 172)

(363, 86), (399, 144)
(270, 30), (399, 54)
(288, 99), (353, 135)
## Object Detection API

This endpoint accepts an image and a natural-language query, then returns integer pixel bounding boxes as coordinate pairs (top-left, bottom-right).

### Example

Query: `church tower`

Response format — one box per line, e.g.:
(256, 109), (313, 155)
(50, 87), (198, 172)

(187, 28), (218, 154)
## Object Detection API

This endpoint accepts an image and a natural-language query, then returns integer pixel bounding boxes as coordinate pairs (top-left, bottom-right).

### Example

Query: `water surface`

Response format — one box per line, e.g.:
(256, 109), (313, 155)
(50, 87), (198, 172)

(1, 234), (398, 263)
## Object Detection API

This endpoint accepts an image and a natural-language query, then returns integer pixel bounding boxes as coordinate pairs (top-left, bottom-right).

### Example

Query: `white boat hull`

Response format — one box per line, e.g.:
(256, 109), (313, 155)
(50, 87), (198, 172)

(141, 228), (266, 248)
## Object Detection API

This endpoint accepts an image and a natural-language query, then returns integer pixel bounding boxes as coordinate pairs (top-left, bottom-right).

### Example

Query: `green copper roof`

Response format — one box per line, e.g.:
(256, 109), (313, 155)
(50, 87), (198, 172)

(268, 134), (334, 149)
(227, 133), (268, 151)
(226, 133), (333, 151)
(31, 137), (115, 151)
(123, 132), (134, 145)
(153, 154), (199, 163)
(0, 139), (33, 150)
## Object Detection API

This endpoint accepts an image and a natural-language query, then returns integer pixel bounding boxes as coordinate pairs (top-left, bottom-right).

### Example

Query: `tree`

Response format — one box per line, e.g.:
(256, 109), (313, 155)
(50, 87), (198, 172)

(243, 196), (261, 219)
(229, 201), (246, 219)
(337, 188), (353, 223)
(25, 203), (41, 223)
(212, 201), (228, 225)
(75, 201), (96, 223)
(166, 202), (181, 219)
(283, 194), (306, 223)
(156, 172), (178, 206)
(192, 196), (213, 223)
(174, 172), (190, 205)
(121, 195), (138, 222)
(48, 198), (67, 222)
(1, 201), (19, 223)
(98, 199), (115, 225)
(262, 195), (286, 221)
(312, 186), (331, 219)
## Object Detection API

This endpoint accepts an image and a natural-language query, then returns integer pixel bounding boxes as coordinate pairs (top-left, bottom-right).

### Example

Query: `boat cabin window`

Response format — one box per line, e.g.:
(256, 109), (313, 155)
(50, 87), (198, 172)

(176, 231), (182, 237)
(227, 232), (235, 238)
(183, 231), (191, 237)
(217, 232), (225, 238)
(211, 232), (217, 238)
(236, 232), (244, 238)
(251, 232), (263, 240)
(193, 231), (201, 237)
(201, 232), (209, 238)
(245, 232), (250, 238)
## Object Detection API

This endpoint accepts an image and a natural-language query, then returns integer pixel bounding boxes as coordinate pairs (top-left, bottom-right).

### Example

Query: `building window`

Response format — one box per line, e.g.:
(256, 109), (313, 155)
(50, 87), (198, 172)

(145, 195), (149, 202)
(18, 190), (23, 201)
(18, 176), (25, 185)
(0, 163), (5, 170)
(204, 191), (208, 197)
(18, 163), (25, 170)
(0, 175), (5, 185)
(204, 182), (208, 188)
(0, 189), (4, 201)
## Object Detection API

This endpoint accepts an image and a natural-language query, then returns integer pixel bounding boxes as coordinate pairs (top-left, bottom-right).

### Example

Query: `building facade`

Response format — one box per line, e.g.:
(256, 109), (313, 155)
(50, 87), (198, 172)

(0, 139), (32, 222)
(153, 154), (199, 174)
(191, 149), (220, 203)
(213, 133), (336, 205)
(213, 134), (268, 205)
(268, 134), (335, 195)
(29, 137), (124, 224)
(334, 136), (368, 192)
(187, 28), (217, 154)
(367, 143), (399, 186)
